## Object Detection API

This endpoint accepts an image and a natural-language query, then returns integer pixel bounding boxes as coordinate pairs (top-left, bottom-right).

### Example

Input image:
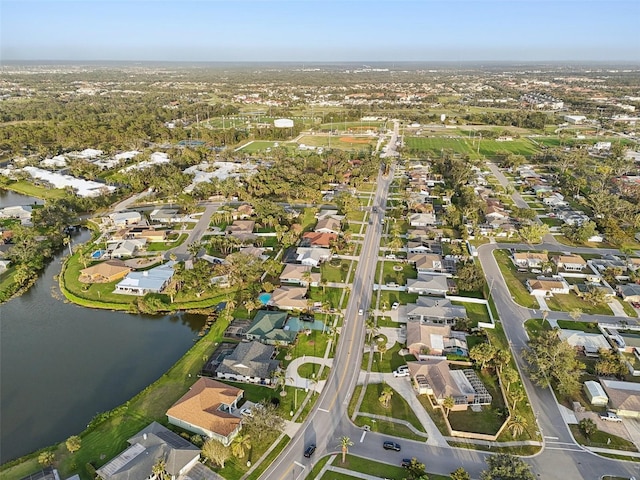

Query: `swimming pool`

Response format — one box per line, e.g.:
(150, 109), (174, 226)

(91, 250), (105, 259)
(258, 292), (272, 305)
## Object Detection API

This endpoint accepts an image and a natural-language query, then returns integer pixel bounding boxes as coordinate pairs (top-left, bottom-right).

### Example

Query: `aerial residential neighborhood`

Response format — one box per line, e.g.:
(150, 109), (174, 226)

(2, 2), (640, 480)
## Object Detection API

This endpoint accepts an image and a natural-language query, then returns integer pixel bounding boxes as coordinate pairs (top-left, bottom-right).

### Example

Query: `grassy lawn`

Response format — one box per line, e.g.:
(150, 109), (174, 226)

(145, 233), (188, 251)
(545, 293), (613, 315)
(335, 454), (448, 480)
(416, 394), (450, 436)
(348, 384), (425, 434)
(556, 320), (600, 333)
(308, 286), (345, 309)
(570, 425), (637, 452)
(493, 249), (538, 308)
(320, 471), (362, 480)
(322, 260), (352, 283)
(3, 181), (68, 200)
(345, 210), (366, 222)
(377, 290), (419, 308)
(0, 267), (17, 301)
(243, 435), (290, 480)
(362, 342), (408, 373)
(375, 261), (417, 286)
(297, 362), (330, 380)
(541, 217), (564, 227)
(299, 207), (319, 232)
(451, 301), (490, 327)
(291, 329), (331, 360)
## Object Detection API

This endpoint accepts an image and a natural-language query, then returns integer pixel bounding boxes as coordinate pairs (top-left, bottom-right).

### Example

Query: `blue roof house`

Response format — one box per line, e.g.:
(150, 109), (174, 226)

(114, 262), (175, 296)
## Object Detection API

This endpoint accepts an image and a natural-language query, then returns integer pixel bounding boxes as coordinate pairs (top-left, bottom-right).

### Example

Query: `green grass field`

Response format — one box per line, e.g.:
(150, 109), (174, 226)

(405, 135), (540, 159)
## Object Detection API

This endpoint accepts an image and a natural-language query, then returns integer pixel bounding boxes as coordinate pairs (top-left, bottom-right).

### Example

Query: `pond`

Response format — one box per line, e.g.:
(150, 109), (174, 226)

(0, 224), (206, 464)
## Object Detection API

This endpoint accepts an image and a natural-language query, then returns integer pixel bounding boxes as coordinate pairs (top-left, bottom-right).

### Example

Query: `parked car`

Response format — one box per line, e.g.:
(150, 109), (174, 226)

(383, 441), (401, 451)
(600, 412), (622, 422)
(240, 407), (253, 417)
(358, 309), (364, 315)
(304, 444), (316, 458)
(391, 302), (400, 310)
(385, 254), (396, 259)
(393, 366), (410, 377)
(401, 458), (412, 468)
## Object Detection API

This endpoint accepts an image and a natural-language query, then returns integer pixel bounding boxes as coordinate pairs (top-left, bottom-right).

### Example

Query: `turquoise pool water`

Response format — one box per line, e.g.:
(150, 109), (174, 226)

(258, 292), (272, 304)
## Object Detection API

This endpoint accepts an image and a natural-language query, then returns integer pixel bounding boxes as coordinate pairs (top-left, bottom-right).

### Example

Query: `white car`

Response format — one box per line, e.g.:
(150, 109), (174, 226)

(391, 302), (400, 310)
(393, 366), (410, 377)
(385, 254), (396, 259)
(240, 408), (253, 417)
(600, 412), (622, 422)
(358, 309), (364, 315)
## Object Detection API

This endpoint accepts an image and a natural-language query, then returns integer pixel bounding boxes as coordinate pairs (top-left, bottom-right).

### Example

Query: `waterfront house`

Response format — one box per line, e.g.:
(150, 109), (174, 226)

(114, 262), (174, 295)
(215, 341), (279, 385)
(245, 310), (297, 345)
(79, 260), (131, 283)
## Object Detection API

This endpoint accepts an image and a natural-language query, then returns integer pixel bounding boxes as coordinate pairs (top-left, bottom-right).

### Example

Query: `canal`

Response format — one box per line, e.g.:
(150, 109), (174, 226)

(0, 194), (205, 464)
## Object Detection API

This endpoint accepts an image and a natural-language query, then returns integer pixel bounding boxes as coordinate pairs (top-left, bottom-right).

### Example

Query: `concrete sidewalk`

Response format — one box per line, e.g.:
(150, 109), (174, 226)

(285, 356), (333, 391)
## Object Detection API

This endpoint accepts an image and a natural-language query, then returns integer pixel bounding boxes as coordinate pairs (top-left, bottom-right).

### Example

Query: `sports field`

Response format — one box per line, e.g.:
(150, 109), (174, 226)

(405, 136), (540, 158)
(297, 134), (376, 151)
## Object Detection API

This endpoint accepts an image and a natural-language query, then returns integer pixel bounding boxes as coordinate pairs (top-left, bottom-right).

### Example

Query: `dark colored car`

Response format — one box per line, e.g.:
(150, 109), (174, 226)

(383, 441), (401, 451)
(303, 444), (316, 458)
(401, 458), (412, 467)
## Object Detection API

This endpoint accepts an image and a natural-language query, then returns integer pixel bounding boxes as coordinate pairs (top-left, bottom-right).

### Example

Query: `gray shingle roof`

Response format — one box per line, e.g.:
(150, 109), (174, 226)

(216, 341), (279, 379)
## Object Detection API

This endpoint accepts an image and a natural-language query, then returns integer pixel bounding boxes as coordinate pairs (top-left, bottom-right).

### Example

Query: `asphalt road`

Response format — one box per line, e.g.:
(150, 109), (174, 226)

(258, 161), (394, 480)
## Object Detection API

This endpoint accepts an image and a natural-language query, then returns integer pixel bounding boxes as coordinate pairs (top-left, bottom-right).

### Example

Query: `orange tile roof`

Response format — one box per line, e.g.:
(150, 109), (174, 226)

(166, 378), (242, 437)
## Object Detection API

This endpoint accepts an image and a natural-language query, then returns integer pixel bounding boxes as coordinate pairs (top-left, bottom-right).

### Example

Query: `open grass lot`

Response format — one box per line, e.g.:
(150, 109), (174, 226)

(478, 138), (539, 157)
(375, 261), (417, 286)
(296, 135), (375, 152)
(493, 249), (539, 309)
(345, 209), (366, 222)
(348, 383), (426, 434)
(237, 140), (279, 152)
(545, 292), (613, 315)
(322, 260), (353, 283)
(377, 290), (419, 308)
(405, 136), (475, 157)
(309, 286), (347, 309)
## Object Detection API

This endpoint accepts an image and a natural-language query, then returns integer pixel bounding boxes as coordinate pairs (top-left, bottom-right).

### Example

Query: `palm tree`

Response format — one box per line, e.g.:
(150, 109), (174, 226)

(507, 415), (528, 438)
(365, 318), (378, 344)
(442, 395), (455, 417)
(231, 433), (251, 459)
(378, 342), (387, 362)
(378, 384), (394, 408)
(338, 436), (353, 463)
(151, 457), (167, 480)
(510, 388), (526, 412)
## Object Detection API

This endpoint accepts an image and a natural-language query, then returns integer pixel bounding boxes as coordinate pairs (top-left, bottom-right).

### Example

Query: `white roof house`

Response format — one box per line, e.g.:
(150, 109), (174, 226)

(109, 211), (142, 227)
(559, 329), (611, 356)
(21, 166), (116, 197)
(114, 262), (175, 296)
(584, 381), (608, 407)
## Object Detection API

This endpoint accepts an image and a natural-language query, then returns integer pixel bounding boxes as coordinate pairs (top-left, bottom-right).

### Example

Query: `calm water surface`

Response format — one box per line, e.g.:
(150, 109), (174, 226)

(0, 220), (205, 463)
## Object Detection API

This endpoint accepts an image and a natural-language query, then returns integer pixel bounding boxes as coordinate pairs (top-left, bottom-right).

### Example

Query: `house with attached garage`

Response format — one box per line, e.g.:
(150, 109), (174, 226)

(406, 274), (450, 296)
(245, 310), (297, 345)
(526, 277), (570, 296)
(553, 254), (587, 272)
(405, 297), (468, 324)
(513, 252), (548, 269)
(600, 379), (640, 418)
(167, 378), (243, 445)
(215, 341), (279, 385)
(279, 263), (320, 287)
(96, 421), (200, 480)
(618, 283), (640, 303)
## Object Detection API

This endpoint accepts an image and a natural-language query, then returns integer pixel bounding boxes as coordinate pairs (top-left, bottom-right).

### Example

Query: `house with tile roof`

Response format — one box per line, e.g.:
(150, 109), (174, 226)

(301, 231), (337, 248)
(405, 323), (468, 358)
(246, 310), (297, 345)
(79, 260), (131, 283)
(167, 378), (243, 446)
(406, 360), (491, 411)
(513, 252), (548, 269)
(225, 220), (256, 242)
(96, 421), (200, 480)
(215, 341), (279, 385)
(314, 216), (341, 234)
(279, 263), (320, 287)
(268, 286), (309, 311)
(553, 254), (587, 272)
(526, 277), (570, 296)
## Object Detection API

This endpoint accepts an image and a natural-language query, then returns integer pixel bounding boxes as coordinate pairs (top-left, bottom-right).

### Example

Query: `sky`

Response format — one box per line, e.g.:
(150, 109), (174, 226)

(1, 0), (639, 63)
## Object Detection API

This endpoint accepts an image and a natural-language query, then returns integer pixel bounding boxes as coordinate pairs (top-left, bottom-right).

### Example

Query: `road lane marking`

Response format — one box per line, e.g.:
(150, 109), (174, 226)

(293, 461), (306, 468)
(544, 436), (559, 440)
(318, 407), (329, 413)
(360, 431), (367, 442)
